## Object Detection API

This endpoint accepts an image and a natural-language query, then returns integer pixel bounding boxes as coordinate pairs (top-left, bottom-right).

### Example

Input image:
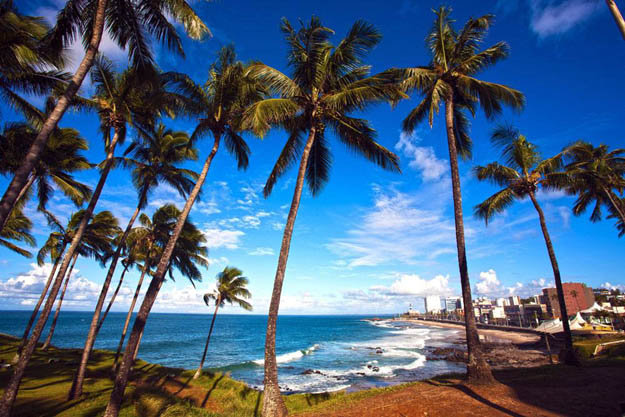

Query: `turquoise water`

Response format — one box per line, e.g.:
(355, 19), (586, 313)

(0, 311), (465, 393)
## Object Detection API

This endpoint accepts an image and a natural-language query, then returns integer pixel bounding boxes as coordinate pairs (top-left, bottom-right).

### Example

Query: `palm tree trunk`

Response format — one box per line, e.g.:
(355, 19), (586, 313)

(69, 202), (142, 400)
(606, 0), (625, 40)
(444, 95), (493, 384)
(601, 185), (625, 224)
(528, 191), (579, 365)
(0, 130), (120, 417)
(0, 0), (109, 235)
(42, 253), (79, 350)
(262, 127), (317, 417)
(1, 175), (36, 231)
(104, 135), (221, 417)
(113, 261), (150, 368)
(194, 298), (221, 379)
(130, 277), (164, 364)
(12, 241), (67, 363)
(96, 263), (131, 335)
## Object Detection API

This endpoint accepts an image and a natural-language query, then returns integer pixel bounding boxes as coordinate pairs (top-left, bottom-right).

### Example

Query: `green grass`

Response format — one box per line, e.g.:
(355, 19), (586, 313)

(572, 335), (625, 359)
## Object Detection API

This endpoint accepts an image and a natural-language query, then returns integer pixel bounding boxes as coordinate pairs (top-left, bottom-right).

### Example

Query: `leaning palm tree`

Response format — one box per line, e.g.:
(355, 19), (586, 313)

(0, 118), (92, 231)
(194, 267), (252, 379)
(550, 142), (625, 228)
(384, 7), (525, 384)
(117, 205), (208, 366)
(41, 210), (120, 350)
(242, 18), (402, 416)
(69, 124), (197, 399)
(473, 125), (578, 365)
(0, 0), (66, 123)
(1, 60), (179, 412)
(606, 0), (625, 40)
(103, 46), (262, 417)
(0, 0), (210, 244)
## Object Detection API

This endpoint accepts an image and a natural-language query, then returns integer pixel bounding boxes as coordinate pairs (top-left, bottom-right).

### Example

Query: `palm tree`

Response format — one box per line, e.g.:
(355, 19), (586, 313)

(1, 61), (179, 413)
(0, 118), (92, 231)
(103, 46), (262, 417)
(194, 267), (252, 379)
(41, 210), (120, 350)
(115, 205), (208, 368)
(606, 0), (625, 40)
(111, 204), (200, 366)
(473, 125), (578, 365)
(242, 18), (402, 415)
(0, 0), (66, 123)
(96, 250), (137, 336)
(570, 290), (580, 312)
(69, 124), (197, 399)
(385, 7), (525, 384)
(0, 203), (35, 257)
(0, 0), (210, 241)
(550, 142), (625, 228)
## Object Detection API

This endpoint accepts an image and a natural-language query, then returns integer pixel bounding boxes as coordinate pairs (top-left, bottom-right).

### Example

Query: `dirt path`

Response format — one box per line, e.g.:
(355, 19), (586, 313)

(293, 364), (625, 417)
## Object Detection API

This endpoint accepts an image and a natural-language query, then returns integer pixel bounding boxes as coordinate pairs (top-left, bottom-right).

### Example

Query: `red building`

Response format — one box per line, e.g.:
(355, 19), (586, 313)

(542, 283), (595, 318)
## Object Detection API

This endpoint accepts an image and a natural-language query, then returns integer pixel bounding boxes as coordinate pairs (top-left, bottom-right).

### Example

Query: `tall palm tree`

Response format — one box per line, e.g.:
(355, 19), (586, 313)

(69, 124), (197, 399)
(384, 7), (525, 384)
(0, 0), (66, 123)
(473, 125), (578, 365)
(0, 60), (177, 413)
(0, 0), (210, 239)
(41, 210), (120, 350)
(111, 204), (205, 365)
(194, 267), (252, 379)
(103, 46), (262, 417)
(0, 118), (92, 231)
(114, 205), (208, 368)
(96, 250), (137, 335)
(242, 18), (402, 416)
(550, 142), (625, 228)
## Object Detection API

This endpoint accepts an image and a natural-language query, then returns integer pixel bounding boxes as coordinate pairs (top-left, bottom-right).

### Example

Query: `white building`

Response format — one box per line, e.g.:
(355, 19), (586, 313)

(496, 297), (509, 307)
(490, 306), (506, 319)
(424, 295), (442, 313)
(508, 295), (521, 306)
(444, 297), (461, 311)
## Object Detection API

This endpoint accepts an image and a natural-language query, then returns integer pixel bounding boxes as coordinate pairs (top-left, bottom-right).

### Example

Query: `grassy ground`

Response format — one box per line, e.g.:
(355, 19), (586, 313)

(2, 333), (625, 416)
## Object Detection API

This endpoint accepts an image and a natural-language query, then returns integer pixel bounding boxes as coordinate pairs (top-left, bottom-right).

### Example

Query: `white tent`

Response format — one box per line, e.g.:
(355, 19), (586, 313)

(580, 302), (607, 314)
(535, 313), (587, 334)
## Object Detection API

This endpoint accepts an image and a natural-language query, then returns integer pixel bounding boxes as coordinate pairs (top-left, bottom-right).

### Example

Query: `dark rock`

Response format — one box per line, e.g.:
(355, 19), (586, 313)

(371, 366), (380, 372)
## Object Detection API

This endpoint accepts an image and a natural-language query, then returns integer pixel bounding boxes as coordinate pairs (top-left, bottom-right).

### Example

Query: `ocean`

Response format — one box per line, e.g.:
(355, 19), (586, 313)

(0, 311), (465, 393)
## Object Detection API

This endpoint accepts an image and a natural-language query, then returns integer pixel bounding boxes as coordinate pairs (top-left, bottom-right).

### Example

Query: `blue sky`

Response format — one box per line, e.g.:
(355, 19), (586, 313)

(1, 0), (624, 315)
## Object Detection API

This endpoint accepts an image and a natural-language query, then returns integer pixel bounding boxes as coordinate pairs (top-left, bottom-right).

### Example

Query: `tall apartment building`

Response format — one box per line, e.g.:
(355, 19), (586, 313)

(424, 295), (442, 313)
(542, 283), (595, 318)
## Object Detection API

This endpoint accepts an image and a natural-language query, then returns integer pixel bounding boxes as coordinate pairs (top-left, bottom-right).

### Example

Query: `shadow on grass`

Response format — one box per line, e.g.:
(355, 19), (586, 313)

(201, 373), (225, 407)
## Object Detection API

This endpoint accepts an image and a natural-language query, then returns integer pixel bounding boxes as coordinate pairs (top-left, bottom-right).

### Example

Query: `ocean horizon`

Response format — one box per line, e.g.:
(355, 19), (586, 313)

(0, 310), (464, 393)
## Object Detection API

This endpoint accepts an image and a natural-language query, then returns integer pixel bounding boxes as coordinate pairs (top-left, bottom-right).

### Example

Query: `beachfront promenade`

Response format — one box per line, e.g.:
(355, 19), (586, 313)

(408, 317), (542, 335)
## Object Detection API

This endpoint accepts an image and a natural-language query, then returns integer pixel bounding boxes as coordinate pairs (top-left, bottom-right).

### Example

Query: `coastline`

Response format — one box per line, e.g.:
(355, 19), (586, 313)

(397, 318), (541, 345)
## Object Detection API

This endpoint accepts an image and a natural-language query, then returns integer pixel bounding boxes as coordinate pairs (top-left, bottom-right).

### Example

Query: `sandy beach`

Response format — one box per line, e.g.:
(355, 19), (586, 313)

(399, 318), (541, 344)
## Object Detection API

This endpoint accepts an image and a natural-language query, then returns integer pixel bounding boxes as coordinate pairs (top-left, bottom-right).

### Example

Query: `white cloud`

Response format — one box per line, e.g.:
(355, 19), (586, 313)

(248, 247), (275, 256)
(531, 0), (600, 37)
(475, 269), (502, 295)
(202, 227), (244, 249)
(327, 187), (457, 267)
(0, 263), (101, 307)
(371, 273), (453, 297)
(395, 132), (447, 181)
(601, 282), (625, 291)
